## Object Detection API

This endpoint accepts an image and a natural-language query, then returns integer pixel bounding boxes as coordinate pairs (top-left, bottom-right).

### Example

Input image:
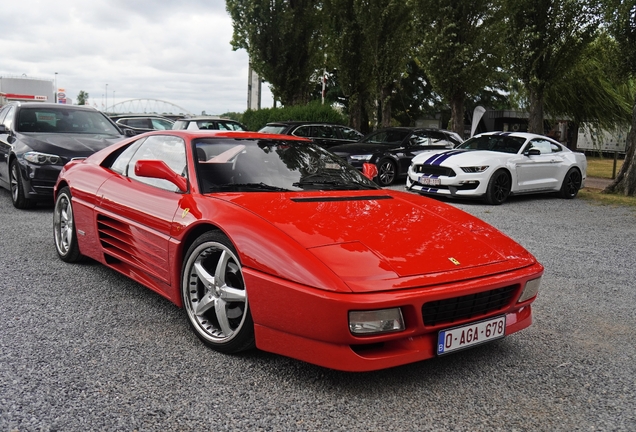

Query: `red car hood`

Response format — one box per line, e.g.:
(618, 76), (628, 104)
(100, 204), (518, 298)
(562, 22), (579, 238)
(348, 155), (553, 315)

(220, 191), (536, 292)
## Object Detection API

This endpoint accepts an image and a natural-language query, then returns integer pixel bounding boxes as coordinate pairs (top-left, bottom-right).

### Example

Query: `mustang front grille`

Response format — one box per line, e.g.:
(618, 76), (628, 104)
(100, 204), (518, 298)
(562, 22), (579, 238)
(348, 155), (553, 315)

(422, 285), (518, 327)
(413, 164), (456, 177)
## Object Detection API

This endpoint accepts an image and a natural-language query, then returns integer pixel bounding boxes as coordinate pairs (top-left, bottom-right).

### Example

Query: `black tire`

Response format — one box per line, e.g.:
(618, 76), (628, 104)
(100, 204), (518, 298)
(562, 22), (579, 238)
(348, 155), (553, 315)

(485, 169), (511, 205)
(53, 187), (84, 262)
(559, 168), (582, 199)
(10, 159), (35, 209)
(376, 159), (397, 186)
(181, 231), (255, 354)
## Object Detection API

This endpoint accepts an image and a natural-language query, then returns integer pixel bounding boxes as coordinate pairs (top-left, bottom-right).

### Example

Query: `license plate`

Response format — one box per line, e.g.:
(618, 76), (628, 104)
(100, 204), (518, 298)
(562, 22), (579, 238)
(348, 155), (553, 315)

(418, 176), (440, 186)
(437, 316), (506, 355)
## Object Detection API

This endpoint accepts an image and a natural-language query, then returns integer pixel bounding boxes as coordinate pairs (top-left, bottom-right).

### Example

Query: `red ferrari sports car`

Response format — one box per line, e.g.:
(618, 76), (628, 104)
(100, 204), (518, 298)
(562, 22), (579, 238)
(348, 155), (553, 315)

(53, 130), (543, 372)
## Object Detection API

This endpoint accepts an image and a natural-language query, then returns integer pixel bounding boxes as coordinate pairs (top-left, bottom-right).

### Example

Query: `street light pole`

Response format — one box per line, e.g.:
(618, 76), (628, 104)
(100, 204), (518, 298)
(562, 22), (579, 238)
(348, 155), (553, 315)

(105, 84), (108, 112)
(54, 72), (58, 103)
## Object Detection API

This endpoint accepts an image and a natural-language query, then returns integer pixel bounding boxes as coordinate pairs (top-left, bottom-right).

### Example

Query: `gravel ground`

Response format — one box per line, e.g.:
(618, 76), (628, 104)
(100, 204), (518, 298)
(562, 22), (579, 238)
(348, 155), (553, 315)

(0, 187), (634, 432)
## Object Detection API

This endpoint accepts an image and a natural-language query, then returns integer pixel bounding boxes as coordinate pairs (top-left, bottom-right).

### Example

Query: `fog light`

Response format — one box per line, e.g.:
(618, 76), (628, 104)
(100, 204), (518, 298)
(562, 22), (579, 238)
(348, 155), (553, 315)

(349, 308), (405, 335)
(518, 277), (541, 303)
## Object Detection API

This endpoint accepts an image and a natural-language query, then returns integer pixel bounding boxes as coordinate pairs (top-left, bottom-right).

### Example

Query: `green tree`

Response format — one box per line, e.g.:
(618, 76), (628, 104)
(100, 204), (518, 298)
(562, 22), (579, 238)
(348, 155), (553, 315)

(503, 0), (599, 134)
(323, 0), (374, 132)
(603, 0), (636, 196)
(544, 32), (633, 151)
(226, 0), (322, 106)
(76, 90), (89, 105)
(413, 0), (504, 137)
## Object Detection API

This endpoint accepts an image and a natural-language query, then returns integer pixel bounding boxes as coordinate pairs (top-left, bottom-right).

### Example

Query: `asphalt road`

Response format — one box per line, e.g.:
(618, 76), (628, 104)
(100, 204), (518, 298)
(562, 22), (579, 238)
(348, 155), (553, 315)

(1, 187), (634, 431)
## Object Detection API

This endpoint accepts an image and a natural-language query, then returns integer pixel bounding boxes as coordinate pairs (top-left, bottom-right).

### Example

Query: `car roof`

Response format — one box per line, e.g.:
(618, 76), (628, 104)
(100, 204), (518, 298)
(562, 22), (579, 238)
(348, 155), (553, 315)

(265, 121), (346, 126)
(110, 114), (173, 120)
(10, 102), (100, 112)
(476, 131), (559, 142)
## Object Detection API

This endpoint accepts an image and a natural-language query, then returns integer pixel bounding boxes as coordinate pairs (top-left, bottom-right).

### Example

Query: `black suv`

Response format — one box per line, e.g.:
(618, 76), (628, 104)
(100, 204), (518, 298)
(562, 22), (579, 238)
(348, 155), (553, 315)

(258, 121), (363, 149)
(0, 102), (125, 208)
(330, 127), (463, 186)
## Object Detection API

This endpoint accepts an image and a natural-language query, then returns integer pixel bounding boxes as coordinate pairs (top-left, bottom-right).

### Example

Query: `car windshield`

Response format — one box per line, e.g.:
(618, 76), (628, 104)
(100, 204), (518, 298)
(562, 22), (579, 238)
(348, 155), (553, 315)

(457, 135), (526, 154)
(17, 107), (121, 135)
(194, 138), (379, 193)
(258, 125), (287, 134)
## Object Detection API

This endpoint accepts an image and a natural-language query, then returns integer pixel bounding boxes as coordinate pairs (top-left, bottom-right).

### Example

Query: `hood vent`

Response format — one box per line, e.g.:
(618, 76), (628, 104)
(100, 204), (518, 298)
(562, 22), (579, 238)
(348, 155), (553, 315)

(291, 195), (393, 203)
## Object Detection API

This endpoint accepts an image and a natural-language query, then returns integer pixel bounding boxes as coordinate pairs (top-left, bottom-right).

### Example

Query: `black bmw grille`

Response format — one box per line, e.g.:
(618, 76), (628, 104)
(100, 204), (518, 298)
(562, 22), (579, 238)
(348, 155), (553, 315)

(422, 285), (517, 327)
(413, 164), (456, 177)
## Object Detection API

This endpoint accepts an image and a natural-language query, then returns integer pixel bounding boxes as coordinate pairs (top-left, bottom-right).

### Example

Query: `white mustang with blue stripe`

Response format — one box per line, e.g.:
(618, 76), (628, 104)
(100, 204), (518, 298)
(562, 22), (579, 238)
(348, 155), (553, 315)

(406, 132), (587, 205)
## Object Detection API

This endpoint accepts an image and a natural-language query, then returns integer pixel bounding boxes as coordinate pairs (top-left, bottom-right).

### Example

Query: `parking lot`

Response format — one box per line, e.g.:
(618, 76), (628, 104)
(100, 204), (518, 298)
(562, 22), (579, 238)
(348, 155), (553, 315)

(1, 188), (634, 431)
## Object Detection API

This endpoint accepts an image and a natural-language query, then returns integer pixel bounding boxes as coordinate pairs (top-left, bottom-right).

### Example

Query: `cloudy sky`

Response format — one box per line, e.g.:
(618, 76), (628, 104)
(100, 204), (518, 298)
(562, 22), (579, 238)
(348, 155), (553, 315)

(0, 0), (273, 115)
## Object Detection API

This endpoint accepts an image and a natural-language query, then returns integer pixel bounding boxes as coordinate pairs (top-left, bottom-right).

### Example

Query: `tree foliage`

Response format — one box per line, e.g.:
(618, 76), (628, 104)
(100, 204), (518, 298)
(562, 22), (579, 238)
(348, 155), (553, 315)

(503, 0), (600, 133)
(602, 0), (636, 195)
(226, 0), (322, 106)
(413, 0), (504, 137)
(76, 90), (89, 106)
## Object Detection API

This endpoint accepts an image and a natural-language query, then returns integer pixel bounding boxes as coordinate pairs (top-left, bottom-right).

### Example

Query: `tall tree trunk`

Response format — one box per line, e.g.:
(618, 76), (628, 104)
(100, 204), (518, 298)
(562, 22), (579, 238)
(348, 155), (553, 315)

(381, 86), (392, 128)
(603, 98), (636, 196)
(569, 121), (580, 151)
(449, 94), (464, 138)
(528, 90), (544, 134)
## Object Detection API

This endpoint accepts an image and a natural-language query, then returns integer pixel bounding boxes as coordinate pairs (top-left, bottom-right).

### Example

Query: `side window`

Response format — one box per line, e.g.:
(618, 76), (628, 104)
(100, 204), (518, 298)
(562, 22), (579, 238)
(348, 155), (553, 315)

(172, 120), (187, 130)
(127, 135), (187, 191)
(0, 106), (11, 126)
(294, 126), (311, 138)
(313, 125), (336, 139)
(2, 106), (16, 129)
(109, 138), (146, 175)
(428, 131), (449, 145)
(339, 126), (362, 141)
(526, 139), (552, 154)
(550, 143), (562, 153)
(409, 132), (431, 146)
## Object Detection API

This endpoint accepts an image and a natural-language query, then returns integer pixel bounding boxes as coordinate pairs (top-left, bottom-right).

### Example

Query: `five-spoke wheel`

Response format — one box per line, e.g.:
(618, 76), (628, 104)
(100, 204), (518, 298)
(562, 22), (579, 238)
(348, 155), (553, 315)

(53, 186), (83, 262)
(377, 159), (397, 186)
(559, 168), (582, 199)
(181, 231), (254, 353)
(485, 169), (511, 205)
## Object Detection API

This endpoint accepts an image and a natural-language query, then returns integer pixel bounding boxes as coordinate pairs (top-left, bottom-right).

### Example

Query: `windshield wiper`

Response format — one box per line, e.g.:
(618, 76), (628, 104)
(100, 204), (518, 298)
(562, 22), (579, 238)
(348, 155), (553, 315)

(212, 183), (290, 192)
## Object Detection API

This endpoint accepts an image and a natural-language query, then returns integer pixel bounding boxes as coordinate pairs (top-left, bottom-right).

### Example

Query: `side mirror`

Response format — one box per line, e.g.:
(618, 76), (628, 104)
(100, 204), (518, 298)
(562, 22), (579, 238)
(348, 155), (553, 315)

(0, 124), (7, 133)
(362, 162), (379, 181)
(124, 128), (137, 137)
(524, 148), (541, 156)
(134, 160), (188, 192)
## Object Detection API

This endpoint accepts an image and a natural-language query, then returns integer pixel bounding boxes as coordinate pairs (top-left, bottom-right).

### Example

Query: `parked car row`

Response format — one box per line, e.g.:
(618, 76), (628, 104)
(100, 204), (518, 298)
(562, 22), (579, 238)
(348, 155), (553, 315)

(0, 101), (586, 209)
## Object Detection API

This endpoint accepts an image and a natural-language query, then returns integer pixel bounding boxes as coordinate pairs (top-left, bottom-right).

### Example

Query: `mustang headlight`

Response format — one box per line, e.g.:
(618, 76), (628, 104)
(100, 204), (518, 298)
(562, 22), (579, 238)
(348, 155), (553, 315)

(24, 151), (62, 165)
(349, 154), (374, 161)
(349, 308), (405, 335)
(517, 277), (541, 303)
(461, 166), (489, 173)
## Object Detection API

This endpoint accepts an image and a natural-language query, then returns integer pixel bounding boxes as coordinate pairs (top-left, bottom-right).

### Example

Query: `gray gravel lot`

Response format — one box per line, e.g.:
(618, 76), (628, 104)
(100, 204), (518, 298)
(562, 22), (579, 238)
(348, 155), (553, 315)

(1, 187), (635, 431)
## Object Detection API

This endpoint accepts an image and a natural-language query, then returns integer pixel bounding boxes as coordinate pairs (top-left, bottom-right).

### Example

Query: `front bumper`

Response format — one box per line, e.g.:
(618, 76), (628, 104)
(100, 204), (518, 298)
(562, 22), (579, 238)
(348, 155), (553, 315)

(245, 262), (543, 372)
(17, 159), (63, 200)
(406, 169), (490, 198)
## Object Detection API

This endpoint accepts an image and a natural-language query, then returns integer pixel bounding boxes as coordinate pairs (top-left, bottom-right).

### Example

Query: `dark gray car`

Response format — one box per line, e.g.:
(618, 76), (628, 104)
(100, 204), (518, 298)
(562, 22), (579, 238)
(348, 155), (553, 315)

(0, 102), (124, 208)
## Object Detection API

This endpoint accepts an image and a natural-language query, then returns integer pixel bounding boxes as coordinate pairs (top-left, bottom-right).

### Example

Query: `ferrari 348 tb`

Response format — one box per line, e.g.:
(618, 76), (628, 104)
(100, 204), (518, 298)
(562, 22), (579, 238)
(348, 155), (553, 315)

(53, 130), (544, 371)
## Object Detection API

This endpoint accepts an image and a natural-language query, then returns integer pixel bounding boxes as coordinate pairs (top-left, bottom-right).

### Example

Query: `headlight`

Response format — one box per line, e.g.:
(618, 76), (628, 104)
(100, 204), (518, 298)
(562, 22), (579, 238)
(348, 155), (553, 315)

(349, 308), (405, 335)
(461, 166), (489, 173)
(517, 277), (541, 303)
(349, 154), (373, 161)
(24, 151), (62, 165)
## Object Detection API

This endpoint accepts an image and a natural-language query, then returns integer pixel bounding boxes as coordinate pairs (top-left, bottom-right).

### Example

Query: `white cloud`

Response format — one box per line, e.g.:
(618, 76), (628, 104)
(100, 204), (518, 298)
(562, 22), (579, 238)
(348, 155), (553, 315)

(0, 0), (272, 115)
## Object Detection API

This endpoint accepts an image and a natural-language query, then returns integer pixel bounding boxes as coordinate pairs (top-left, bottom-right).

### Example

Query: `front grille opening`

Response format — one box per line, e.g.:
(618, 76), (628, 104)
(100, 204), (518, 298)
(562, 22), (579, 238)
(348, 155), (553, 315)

(422, 285), (517, 327)
(414, 164), (456, 177)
